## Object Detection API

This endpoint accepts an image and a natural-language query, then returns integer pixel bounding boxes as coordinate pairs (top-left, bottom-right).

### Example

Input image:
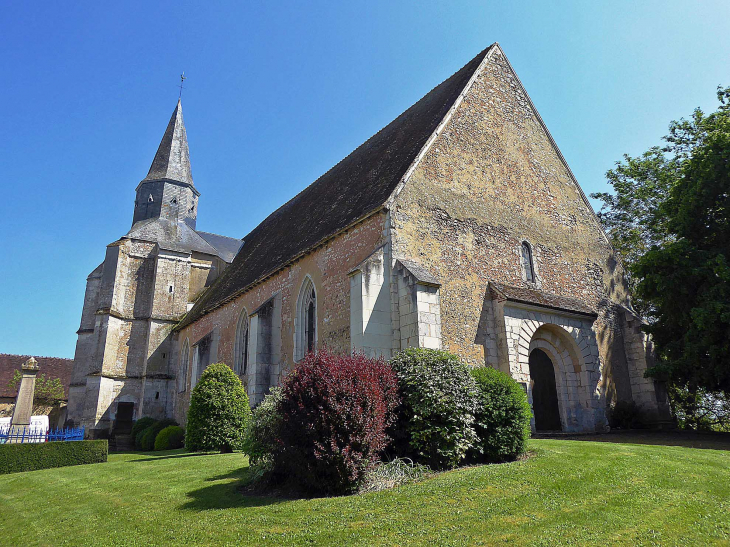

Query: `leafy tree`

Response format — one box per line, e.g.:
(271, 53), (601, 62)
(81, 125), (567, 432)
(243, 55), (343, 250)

(8, 371), (65, 413)
(634, 88), (730, 395)
(592, 86), (730, 410)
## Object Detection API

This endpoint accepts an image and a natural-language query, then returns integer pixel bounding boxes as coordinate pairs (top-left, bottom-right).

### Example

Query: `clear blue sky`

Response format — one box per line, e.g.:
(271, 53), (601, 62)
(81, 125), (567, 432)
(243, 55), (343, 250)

(1, 1), (728, 359)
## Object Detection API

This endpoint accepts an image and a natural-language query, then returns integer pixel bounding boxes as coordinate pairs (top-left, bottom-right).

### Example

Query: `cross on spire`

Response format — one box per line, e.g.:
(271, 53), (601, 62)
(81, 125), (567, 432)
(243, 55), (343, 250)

(178, 72), (186, 99)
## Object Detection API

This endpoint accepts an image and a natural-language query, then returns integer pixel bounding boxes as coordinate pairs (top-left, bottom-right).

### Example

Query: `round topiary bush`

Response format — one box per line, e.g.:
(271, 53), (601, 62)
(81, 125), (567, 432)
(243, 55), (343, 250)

(132, 418), (157, 450)
(275, 350), (400, 495)
(242, 387), (283, 466)
(131, 417), (155, 440)
(185, 363), (251, 452)
(154, 425), (186, 451)
(470, 366), (532, 462)
(139, 418), (178, 452)
(139, 425), (158, 452)
(390, 348), (479, 469)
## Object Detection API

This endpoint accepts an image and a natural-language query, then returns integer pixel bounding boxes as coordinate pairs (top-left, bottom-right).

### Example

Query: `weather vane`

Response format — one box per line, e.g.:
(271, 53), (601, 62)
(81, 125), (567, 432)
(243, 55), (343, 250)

(178, 72), (187, 99)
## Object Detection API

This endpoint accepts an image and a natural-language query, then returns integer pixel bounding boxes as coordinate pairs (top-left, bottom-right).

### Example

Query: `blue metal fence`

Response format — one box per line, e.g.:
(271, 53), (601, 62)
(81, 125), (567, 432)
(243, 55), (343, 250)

(0, 426), (85, 444)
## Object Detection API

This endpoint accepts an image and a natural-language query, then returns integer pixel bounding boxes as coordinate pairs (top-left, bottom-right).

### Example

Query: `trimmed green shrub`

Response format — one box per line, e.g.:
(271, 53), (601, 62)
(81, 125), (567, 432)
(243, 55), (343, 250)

(131, 417), (155, 440)
(275, 350), (400, 495)
(135, 427), (151, 451)
(0, 440), (108, 475)
(139, 419), (178, 452)
(390, 348), (479, 469)
(242, 387), (283, 466)
(470, 367), (532, 462)
(139, 426), (157, 452)
(186, 363), (251, 452)
(154, 425), (185, 451)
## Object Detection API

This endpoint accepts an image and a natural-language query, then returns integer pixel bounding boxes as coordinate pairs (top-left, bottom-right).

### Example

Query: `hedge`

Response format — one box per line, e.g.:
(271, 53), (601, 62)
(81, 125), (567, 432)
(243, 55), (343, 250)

(0, 440), (108, 475)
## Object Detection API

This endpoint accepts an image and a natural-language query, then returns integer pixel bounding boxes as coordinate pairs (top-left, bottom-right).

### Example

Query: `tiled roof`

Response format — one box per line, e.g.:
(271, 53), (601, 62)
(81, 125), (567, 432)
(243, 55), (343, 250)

(0, 354), (74, 399)
(178, 45), (495, 329)
(489, 282), (597, 317)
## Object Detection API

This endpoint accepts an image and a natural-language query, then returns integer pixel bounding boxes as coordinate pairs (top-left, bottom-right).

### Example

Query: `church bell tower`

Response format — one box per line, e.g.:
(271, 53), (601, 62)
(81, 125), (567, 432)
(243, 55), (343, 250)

(132, 100), (200, 229)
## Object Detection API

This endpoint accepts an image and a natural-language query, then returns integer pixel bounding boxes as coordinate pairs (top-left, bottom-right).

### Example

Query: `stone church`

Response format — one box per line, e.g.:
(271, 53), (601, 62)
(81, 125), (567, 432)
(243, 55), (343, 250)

(68, 44), (671, 439)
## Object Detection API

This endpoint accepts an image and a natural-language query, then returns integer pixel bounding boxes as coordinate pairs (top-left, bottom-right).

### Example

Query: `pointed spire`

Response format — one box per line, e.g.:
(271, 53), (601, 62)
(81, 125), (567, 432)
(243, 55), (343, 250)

(143, 99), (194, 186)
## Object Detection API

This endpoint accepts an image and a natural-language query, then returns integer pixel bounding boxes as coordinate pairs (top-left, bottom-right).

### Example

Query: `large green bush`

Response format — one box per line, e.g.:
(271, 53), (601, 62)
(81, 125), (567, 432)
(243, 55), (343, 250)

(0, 440), (108, 474)
(130, 417), (155, 440)
(390, 348), (479, 469)
(186, 363), (251, 452)
(470, 367), (532, 462)
(154, 425), (185, 451)
(242, 387), (283, 466)
(139, 419), (178, 452)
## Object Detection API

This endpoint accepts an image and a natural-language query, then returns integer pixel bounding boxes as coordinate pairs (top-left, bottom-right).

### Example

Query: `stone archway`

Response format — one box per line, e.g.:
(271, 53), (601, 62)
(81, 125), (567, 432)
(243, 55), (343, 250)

(516, 321), (594, 432)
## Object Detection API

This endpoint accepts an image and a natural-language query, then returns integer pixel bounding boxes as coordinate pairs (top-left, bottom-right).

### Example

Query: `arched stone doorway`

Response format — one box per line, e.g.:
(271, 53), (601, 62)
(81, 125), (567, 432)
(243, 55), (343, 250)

(514, 318), (603, 432)
(529, 348), (562, 431)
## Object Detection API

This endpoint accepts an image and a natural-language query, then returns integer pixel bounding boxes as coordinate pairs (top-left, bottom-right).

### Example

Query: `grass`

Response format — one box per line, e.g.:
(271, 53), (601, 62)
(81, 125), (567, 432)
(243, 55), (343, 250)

(0, 439), (728, 546)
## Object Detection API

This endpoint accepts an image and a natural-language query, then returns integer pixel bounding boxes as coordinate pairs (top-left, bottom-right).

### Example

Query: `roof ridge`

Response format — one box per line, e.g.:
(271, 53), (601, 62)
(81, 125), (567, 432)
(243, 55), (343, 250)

(0, 353), (73, 361)
(177, 44), (499, 329)
(240, 45), (496, 244)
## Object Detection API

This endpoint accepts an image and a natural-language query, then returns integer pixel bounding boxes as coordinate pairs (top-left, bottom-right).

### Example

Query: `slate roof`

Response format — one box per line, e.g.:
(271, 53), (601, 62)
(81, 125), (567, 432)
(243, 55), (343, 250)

(125, 218), (216, 254)
(142, 99), (194, 187)
(0, 354), (74, 400)
(178, 45), (495, 329)
(196, 232), (243, 263)
(396, 259), (440, 286)
(488, 282), (597, 317)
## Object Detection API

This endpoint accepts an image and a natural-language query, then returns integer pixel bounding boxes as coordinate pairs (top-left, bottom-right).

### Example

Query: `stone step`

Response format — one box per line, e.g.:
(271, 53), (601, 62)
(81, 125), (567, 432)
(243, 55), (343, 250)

(111, 433), (134, 451)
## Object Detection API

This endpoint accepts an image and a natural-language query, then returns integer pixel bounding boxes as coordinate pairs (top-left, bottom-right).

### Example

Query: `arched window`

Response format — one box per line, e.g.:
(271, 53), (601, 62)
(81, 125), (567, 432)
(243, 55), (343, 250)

(178, 338), (189, 393)
(295, 277), (317, 361)
(234, 309), (249, 375)
(522, 241), (536, 283)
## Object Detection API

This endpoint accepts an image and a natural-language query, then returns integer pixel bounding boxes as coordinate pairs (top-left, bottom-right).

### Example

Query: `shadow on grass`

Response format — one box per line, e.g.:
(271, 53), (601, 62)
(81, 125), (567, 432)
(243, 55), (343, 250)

(181, 466), (286, 511)
(535, 430), (730, 451)
(131, 452), (214, 462)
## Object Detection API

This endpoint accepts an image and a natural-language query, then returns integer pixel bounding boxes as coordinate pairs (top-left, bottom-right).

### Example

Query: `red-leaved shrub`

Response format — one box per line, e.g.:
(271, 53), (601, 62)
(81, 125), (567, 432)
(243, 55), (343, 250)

(274, 350), (400, 495)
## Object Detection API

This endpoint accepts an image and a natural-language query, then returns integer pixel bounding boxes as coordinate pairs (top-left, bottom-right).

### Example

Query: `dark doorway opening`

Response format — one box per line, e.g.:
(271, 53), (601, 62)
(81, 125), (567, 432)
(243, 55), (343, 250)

(115, 402), (135, 434)
(529, 349), (562, 431)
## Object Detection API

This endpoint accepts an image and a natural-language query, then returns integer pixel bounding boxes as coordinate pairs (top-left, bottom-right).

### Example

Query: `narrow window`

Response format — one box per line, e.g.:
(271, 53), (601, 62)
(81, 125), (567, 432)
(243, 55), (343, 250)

(234, 310), (250, 375)
(178, 339), (189, 393)
(295, 277), (317, 361)
(522, 241), (536, 283)
(307, 297), (315, 352)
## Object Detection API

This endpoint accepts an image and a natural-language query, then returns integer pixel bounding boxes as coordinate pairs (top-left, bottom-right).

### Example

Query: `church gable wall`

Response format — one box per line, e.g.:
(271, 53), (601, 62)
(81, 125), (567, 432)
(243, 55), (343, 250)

(174, 212), (386, 422)
(390, 47), (630, 367)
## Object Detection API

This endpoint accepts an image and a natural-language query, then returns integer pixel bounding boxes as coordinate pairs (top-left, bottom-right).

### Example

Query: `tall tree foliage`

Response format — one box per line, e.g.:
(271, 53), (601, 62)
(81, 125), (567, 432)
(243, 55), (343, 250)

(592, 86), (730, 403)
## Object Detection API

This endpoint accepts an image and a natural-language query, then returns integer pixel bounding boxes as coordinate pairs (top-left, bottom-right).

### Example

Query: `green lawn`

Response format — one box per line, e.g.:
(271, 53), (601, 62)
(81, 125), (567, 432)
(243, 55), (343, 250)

(0, 439), (728, 546)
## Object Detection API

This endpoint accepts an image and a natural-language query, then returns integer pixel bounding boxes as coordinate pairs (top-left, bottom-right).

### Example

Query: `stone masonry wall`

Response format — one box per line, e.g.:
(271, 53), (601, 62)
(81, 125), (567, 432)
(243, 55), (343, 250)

(173, 212), (387, 423)
(390, 46), (631, 371)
